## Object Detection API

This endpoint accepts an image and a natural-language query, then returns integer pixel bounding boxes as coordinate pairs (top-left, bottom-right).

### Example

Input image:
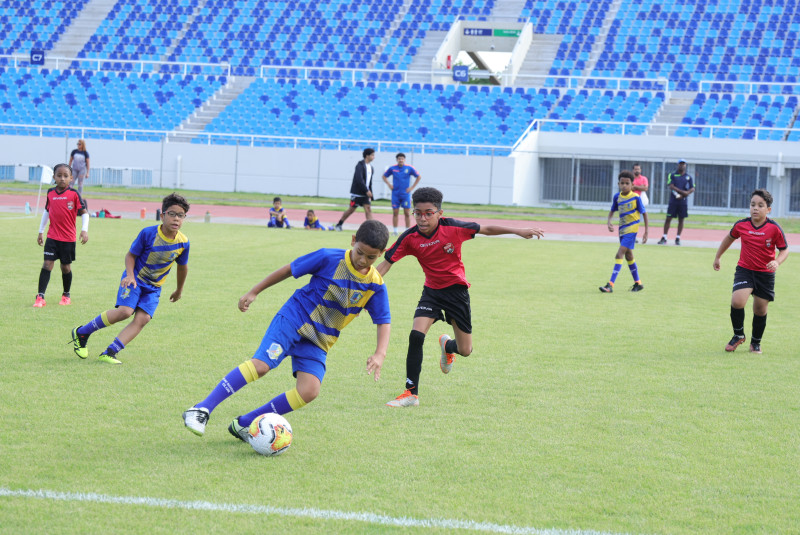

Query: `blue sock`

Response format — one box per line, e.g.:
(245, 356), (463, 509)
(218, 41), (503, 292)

(609, 259), (623, 284)
(196, 367), (251, 414)
(238, 394), (293, 427)
(628, 260), (640, 282)
(105, 337), (125, 355)
(78, 312), (110, 336)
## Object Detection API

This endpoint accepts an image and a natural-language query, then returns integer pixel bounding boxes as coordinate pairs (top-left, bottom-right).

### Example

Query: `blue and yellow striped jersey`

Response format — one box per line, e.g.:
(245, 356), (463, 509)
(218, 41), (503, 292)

(129, 225), (190, 288)
(279, 248), (390, 353)
(611, 191), (646, 236)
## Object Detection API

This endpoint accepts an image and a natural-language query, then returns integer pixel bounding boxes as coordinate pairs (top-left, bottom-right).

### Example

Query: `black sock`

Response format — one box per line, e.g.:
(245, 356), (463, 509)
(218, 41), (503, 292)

(730, 306), (745, 337)
(62, 271), (72, 295)
(445, 338), (459, 355)
(751, 314), (767, 343)
(38, 268), (51, 296)
(405, 330), (425, 395)
(337, 219), (344, 226)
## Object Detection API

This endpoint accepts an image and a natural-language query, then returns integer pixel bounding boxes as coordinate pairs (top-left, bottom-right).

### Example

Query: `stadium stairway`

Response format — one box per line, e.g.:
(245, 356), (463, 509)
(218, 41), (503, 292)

(515, 34), (563, 86)
(648, 91), (696, 135)
(173, 75), (256, 142)
(406, 31), (449, 83)
(49, 0), (116, 59)
(582, 0), (622, 79)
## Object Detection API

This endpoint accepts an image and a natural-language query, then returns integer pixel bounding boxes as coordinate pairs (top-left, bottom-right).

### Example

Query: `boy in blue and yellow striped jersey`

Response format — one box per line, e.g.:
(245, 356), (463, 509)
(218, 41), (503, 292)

(599, 171), (649, 293)
(183, 219), (391, 443)
(70, 193), (190, 364)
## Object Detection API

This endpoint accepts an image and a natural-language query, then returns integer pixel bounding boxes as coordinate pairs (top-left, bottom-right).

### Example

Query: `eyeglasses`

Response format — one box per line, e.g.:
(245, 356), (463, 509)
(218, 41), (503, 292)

(165, 211), (187, 219)
(413, 209), (440, 219)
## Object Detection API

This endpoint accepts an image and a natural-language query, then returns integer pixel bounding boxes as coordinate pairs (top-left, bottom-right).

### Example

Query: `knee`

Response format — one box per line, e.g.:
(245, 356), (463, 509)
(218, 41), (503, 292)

(459, 345), (473, 357)
(137, 313), (152, 326)
(61, 264), (72, 273)
(297, 383), (320, 403)
(409, 329), (426, 347)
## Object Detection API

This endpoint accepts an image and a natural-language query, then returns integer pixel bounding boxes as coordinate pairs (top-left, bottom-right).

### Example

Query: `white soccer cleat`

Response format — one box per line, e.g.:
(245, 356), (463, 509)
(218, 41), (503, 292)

(183, 407), (210, 436)
(439, 334), (456, 374)
(386, 389), (419, 407)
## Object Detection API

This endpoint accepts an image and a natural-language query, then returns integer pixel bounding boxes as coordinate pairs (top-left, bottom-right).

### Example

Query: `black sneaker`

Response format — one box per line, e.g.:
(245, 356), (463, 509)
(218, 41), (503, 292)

(657, 237), (667, 245)
(334, 224), (343, 232)
(749, 342), (762, 354)
(630, 282), (644, 292)
(228, 418), (250, 443)
(725, 334), (746, 352)
(599, 283), (613, 293)
(675, 237), (681, 246)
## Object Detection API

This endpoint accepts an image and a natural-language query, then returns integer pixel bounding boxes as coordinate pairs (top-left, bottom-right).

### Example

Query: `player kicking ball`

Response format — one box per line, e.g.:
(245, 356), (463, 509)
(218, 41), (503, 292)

(377, 187), (543, 407)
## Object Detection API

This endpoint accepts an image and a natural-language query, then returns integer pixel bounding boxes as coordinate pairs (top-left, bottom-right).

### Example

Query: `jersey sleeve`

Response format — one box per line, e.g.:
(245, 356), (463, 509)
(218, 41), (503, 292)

(382, 167), (392, 178)
(447, 218), (480, 239)
(384, 232), (411, 263)
(75, 190), (88, 214)
(364, 283), (391, 324)
(773, 222), (788, 250)
(637, 195), (646, 214)
(409, 166), (420, 177)
(291, 249), (329, 278)
(175, 241), (190, 265)
(610, 193), (619, 212)
(129, 227), (150, 256)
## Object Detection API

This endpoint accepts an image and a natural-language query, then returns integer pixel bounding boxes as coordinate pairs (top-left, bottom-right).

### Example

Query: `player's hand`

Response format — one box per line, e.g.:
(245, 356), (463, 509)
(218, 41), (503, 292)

(79, 231), (89, 244)
(766, 260), (779, 272)
(239, 291), (258, 312)
(713, 258), (721, 271)
(517, 227), (544, 239)
(405, 187), (412, 193)
(367, 191), (373, 199)
(607, 223), (614, 232)
(169, 289), (182, 302)
(642, 231), (648, 244)
(121, 274), (137, 289)
(366, 353), (385, 381)
(37, 233), (44, 246)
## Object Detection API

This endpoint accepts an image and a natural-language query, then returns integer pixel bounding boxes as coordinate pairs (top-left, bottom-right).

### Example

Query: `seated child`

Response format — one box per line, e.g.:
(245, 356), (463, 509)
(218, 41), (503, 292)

(304, 209), (331, 230)
(268, 197), (290, 228)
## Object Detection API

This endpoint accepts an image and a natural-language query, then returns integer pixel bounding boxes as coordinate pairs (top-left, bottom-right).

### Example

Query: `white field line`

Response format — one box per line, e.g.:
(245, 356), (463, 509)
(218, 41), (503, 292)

(0, 487), (643, 535)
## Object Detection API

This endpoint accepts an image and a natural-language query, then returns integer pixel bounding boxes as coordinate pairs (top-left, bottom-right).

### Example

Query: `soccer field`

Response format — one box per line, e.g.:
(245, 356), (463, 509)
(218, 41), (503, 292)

(1, 215), (798, 535)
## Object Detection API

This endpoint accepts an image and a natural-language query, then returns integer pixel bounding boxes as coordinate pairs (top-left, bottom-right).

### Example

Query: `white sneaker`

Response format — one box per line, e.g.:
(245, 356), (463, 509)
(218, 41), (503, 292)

(439, 334), (455, 374)
(385, 389), (419, 407)
(183, 407), (210, 436)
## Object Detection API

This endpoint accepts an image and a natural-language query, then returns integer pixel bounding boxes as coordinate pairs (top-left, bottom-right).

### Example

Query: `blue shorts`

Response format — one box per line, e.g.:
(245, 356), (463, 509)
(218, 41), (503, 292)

(391, 192), (411, 210)
(666, 198), (689, 219)
(253, 314), (327, 382)
(619, 232), (636, 250)
(115, 275), (161, 317)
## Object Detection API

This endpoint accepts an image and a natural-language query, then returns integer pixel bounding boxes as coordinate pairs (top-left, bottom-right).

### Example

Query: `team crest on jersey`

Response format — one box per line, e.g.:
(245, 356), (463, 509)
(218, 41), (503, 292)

(67, 201), (74, 210)
(349, 291), (363, 304)
(443, 242), (454, 254)
(766, 238), (772, 248)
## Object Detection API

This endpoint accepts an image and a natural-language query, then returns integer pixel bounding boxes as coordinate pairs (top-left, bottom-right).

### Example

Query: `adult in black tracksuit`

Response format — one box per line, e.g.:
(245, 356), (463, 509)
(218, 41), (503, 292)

(335, 148), (375, 231)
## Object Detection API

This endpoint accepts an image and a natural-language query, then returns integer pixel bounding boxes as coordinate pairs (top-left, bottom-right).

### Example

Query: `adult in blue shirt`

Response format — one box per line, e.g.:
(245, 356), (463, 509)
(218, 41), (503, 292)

(381, 153), (421, 234)
(658, 158), (695, 246)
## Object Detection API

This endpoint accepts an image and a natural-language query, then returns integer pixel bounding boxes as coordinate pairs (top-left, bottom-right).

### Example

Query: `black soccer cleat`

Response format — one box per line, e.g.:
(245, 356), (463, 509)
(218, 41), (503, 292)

(630, 282), (644, 292)
(749, 342), (762, 354)
(725, 335), (746, 352)
(599, 283), (613, 293)
(657, 237), (667, 245)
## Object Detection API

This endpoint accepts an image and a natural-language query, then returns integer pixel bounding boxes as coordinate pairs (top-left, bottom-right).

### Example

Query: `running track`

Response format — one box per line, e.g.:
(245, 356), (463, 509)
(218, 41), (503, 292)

(2, 193), (798, 250)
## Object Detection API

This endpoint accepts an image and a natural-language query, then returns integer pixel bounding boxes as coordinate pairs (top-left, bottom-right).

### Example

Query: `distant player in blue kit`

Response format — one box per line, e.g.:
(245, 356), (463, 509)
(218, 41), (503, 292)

(268, 196), (291, 228)
(71, 193), (190, 364)
(382, 152), (421, 234)
(303, 209), (331, 230)
(658, 158), (695, 246)
(183, 220), (391, 443)
(713, 189), (788, 354)
(599, 170), (648, 293)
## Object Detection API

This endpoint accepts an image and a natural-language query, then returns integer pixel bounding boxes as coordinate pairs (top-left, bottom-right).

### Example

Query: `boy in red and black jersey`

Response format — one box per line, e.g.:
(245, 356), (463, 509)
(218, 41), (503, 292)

(377, 187), (544, 407)
(713, 189), (789, 354)
(34, 164), (89, 307)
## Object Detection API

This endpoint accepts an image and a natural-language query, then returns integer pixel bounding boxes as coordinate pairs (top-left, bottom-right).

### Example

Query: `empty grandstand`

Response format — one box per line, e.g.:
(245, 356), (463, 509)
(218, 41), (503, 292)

(1, 0), (799, 213)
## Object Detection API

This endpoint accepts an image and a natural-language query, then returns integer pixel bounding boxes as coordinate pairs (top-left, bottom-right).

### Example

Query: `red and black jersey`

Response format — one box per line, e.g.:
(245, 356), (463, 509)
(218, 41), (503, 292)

(44, 186), (88, 242)
(729, 217), (787, 272)
(384, 217), (480, 289)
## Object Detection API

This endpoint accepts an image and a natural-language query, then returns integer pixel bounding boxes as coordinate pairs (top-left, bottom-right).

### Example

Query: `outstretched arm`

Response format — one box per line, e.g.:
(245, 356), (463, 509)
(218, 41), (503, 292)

(713, 235), (736, 271)
(478, 225), (544, 239)
(239, 263), (293, 311)
(376, 260), (392, 276)
(366, 323), (391, 381)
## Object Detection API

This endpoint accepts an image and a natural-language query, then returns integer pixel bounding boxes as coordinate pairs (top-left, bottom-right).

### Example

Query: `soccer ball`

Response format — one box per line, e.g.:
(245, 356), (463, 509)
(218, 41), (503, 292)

(248, 413), (293, 456)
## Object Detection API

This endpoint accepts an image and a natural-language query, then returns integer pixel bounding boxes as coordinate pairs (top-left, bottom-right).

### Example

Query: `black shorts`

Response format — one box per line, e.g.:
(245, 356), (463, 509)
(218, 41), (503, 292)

(44, 238), (76, 264)
(350, 195), (371, 208)
(666, 198), (688, 219)
(732, 265), (775, 301)
(414, 284), (472, 334)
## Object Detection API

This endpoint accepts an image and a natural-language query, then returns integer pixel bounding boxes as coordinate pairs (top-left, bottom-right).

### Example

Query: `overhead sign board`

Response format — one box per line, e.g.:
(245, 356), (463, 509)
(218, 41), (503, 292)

(452, 65), (469, 82)
(463, 28), (491, 36)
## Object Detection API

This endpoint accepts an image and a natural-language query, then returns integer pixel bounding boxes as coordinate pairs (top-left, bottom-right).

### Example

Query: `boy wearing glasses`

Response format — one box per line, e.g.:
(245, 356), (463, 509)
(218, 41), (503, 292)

(71, 193), (190, 364)
(377, 187), (543, 407)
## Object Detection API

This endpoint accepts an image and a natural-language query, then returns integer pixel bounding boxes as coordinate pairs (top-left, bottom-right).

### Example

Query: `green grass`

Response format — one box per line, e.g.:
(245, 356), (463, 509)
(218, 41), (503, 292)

(4, 181), (799, 231)
(1, 216), (799, 534)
